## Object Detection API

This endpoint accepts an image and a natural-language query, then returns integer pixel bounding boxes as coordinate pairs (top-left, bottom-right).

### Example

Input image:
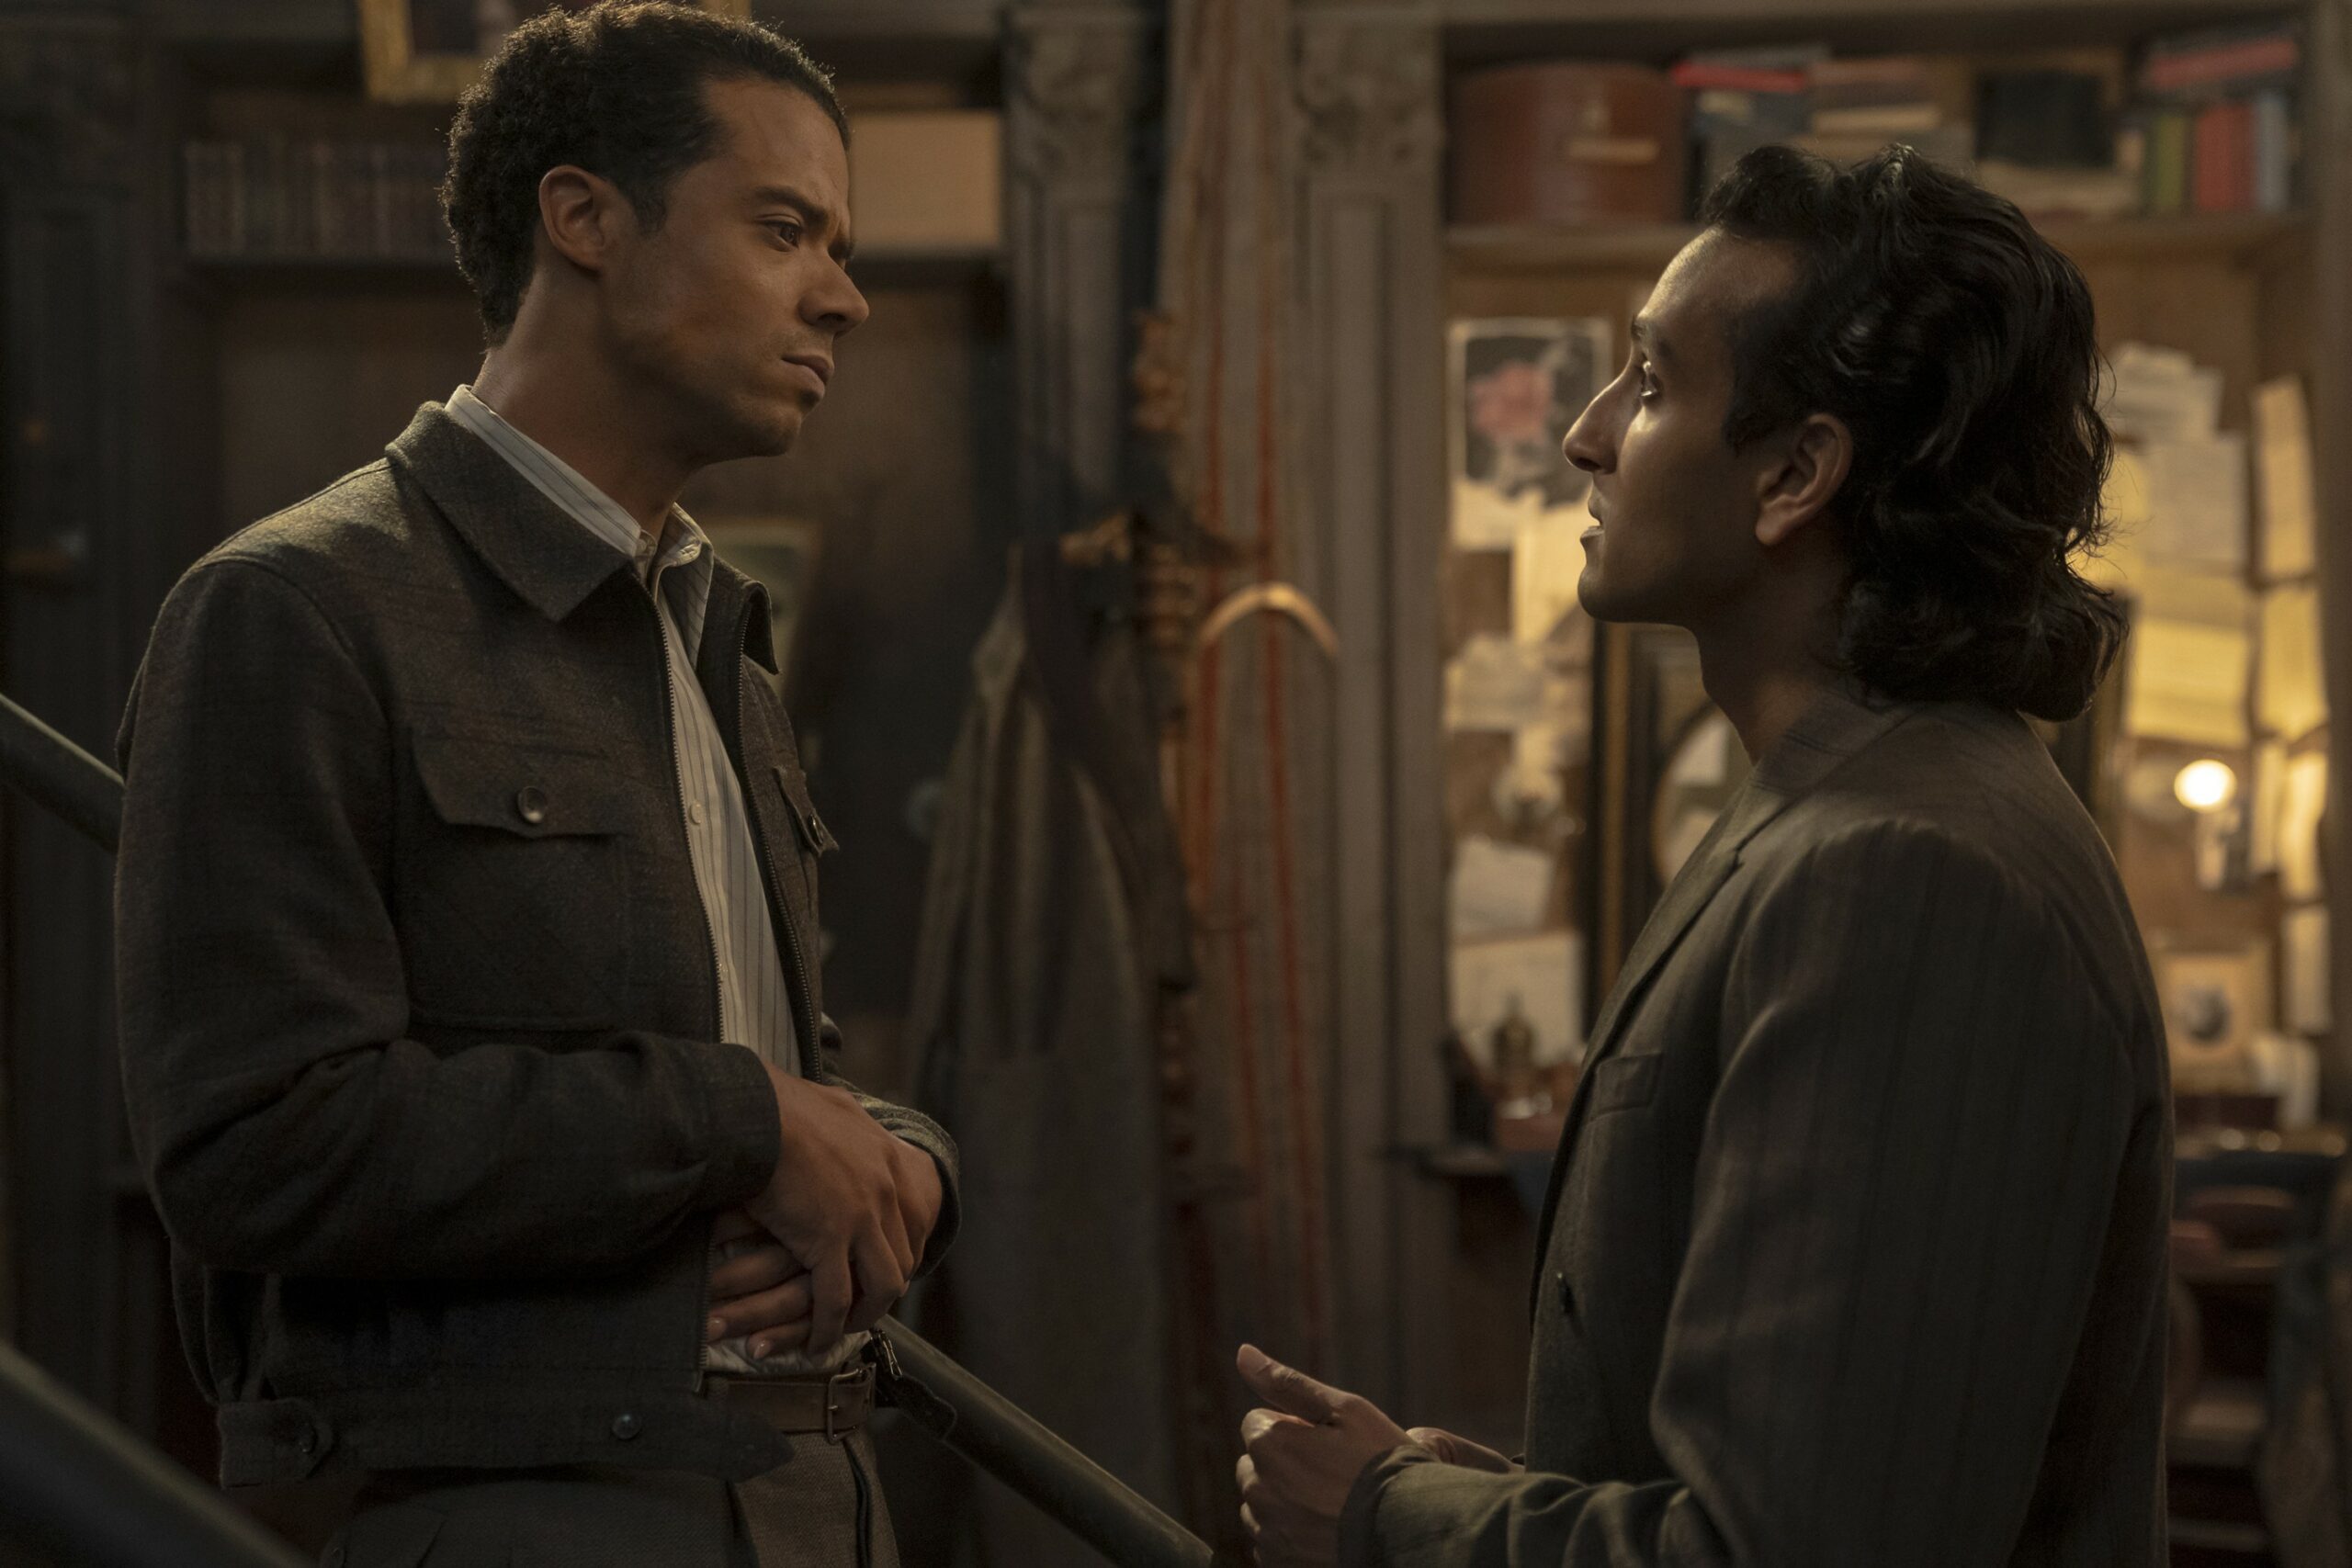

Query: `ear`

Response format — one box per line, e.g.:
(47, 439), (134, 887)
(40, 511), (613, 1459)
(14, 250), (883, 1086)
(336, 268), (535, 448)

(1751, 413), (1853, 547)
(536, 164), (632, 276)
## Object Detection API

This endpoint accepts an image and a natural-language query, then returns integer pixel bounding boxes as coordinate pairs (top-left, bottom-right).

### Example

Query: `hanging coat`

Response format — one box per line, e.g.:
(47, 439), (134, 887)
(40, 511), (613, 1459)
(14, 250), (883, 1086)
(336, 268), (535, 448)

(899, 547), (1195, 1566)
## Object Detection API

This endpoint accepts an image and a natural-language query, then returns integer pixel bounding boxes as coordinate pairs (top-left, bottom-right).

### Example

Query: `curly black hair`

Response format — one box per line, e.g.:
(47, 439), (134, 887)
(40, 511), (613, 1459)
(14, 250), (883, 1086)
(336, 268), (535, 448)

(1701, 143), (2125, 722)
(441, 1), (845, 344)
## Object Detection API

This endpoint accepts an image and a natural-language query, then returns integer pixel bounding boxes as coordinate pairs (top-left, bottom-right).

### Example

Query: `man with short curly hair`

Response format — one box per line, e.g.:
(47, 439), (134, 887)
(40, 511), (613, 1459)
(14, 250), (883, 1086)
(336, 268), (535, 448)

(1235, 145), (2171, 1568)
(115, 5), (950, 1564)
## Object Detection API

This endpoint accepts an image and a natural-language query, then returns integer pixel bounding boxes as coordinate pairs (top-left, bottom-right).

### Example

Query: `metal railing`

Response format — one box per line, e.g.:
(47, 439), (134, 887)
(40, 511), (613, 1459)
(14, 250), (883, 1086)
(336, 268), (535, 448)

(0, 692), (1224, 1568)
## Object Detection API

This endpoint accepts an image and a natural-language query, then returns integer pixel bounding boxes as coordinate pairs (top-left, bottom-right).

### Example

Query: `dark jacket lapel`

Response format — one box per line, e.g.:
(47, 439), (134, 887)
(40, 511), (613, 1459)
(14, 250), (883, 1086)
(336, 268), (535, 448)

(1526, 681), (1913, 1314)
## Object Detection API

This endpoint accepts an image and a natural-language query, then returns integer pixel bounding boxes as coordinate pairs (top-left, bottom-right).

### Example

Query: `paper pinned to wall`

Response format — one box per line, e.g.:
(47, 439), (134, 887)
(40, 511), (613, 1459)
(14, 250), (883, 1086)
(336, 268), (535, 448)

(2258, 583), (2327, 740)
(2131, 434), (2248, 574)
(1451, 835), (1556, 939)
(1446, 634), (1551, 731)
(1512, 513), (1590, 646)
(2283, 905), (2332, 1034)
(2124, 618), (2250, 747)
(2280, 751), (2329, 900)
(2254, 375), (2319, 581)
(2250, 740), (2287, 874)
(2106, 342), (2224, 441)
(1451, 931), (1583, 1069)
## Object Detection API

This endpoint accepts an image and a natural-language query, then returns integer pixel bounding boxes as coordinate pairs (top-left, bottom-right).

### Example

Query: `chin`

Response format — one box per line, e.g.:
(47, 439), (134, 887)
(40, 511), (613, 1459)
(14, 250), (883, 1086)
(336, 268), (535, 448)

(726, 401), (802, 458)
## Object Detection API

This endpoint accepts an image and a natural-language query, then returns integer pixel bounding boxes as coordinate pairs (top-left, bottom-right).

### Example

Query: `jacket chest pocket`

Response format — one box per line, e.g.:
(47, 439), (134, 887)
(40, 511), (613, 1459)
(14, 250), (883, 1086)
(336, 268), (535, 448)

(400, 728), (636, 1030)
(768, 762), (835, 932)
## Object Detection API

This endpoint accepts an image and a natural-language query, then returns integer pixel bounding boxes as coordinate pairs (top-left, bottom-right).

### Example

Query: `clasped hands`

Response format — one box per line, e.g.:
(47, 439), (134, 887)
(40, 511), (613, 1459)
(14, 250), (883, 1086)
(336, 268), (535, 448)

(1236, 1343), (1520, 1567)
(704, 1064), (944, 1359)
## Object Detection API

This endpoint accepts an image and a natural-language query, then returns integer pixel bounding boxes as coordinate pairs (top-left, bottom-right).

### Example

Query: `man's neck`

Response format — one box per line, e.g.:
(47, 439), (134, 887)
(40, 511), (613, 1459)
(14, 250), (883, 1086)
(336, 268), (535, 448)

(1693, 615), (1841, 764)
(469, 347), (690, 536)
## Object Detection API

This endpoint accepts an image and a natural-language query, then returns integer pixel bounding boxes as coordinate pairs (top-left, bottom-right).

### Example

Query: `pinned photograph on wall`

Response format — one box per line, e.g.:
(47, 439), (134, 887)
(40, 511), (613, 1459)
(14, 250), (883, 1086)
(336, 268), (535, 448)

(1449, 318), (1614, 550)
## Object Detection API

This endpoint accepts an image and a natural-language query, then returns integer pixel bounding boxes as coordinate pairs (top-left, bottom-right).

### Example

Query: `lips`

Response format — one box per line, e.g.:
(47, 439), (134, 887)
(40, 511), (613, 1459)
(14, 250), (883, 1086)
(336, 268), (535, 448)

(783, 355), (831, 392)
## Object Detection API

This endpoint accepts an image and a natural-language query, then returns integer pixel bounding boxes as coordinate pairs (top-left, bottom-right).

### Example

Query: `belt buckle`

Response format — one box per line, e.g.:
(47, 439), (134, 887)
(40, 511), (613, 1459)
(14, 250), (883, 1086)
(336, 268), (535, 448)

(822, 1365), (866, 1443)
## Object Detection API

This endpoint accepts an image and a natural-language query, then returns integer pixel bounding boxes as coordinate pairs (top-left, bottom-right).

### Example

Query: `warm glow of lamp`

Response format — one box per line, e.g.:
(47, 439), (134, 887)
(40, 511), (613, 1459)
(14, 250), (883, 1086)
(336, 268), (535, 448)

(2174, 759), (2239, 813)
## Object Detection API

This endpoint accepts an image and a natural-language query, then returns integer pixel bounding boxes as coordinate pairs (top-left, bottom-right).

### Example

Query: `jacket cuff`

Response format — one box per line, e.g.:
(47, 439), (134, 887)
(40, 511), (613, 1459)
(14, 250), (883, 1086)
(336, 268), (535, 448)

(888, 1123), (961, 1275)
(1339, 1442), (1437, 1567)
(700, 1044), (780, 1208)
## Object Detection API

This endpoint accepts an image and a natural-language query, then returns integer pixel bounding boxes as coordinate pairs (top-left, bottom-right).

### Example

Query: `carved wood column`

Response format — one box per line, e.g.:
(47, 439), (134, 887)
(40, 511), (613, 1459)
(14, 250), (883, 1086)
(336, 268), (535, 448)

(1291, 0), (1448, 1413)
(1003, 0), (1156, 537)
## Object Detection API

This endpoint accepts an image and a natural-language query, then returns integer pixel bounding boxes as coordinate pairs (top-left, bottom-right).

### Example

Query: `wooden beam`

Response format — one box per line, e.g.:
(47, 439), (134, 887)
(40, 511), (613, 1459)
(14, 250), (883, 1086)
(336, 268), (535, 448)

(2308, 0), (2352, 1111)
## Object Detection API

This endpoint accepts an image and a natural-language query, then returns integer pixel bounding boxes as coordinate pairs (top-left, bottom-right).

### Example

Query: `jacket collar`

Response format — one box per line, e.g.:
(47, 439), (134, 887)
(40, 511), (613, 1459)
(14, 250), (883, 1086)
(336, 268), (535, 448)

(1709, 676), (1912, 857)
(1527, 677), (1913, 1316)
(385, 401), (634, 625)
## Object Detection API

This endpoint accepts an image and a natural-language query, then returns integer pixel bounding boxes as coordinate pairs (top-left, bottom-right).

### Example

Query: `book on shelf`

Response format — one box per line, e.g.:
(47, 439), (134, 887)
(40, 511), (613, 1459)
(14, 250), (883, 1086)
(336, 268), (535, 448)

(1813, 102), (1946, 136)
(2140, 22), (2301, 100)
(1660, 34), (2299, 225)
(1977, 69), (2113, 167)
(2253, 90), (2294, 212)
(182, 138), (450, 264)
(2192, 99), (2256, 214)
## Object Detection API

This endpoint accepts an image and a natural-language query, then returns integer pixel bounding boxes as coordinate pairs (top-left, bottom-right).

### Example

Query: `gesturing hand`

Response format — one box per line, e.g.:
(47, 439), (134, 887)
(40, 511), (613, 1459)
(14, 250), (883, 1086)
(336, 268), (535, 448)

(1235, 1345), (1414, 1567)
(746, 1066), (942, 1353)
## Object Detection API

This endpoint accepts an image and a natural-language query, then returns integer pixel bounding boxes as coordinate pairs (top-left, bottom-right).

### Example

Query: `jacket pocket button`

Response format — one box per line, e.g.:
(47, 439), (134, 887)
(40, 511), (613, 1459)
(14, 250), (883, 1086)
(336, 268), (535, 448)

(611, 1412), (641, 1440)
(514, 786), (549, 826)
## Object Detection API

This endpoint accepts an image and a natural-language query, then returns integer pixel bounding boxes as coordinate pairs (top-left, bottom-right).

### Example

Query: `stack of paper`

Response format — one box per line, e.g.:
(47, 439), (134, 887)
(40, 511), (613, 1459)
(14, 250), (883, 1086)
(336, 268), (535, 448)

(2106, 343), (2246, 576)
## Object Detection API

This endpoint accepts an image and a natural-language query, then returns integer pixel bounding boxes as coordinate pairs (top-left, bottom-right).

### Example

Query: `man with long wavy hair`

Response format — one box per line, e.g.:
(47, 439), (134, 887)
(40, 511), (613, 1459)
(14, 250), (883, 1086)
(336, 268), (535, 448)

(1236, 144), (2170, 1568)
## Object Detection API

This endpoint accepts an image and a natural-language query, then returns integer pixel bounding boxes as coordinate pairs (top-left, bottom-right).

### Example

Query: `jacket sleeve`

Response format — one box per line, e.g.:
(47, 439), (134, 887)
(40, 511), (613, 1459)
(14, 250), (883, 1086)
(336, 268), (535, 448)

(115, 558), (781, 1281)
(1340, 823), (2152, 1568)
(813, 1015), (962, 1277)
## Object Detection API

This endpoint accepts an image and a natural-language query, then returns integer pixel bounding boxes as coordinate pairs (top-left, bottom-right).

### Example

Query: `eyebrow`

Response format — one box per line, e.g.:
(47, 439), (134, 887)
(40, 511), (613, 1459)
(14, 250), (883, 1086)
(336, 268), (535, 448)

(751, 184), (855, 264)
(1630, 316), (1671, 367)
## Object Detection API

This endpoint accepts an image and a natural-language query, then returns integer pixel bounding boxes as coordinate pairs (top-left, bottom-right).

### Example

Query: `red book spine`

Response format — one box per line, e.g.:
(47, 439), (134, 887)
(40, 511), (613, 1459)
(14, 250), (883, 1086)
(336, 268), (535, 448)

(2191, 100), (2257, 212)
(1668, 63), (1809, 93)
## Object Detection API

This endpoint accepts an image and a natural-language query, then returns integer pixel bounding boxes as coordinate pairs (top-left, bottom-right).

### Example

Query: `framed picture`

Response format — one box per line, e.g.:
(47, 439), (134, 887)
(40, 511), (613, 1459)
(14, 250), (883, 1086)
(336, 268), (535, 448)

(701, 516), (819, 690)
(2152, 941), (2273, 1092)
(1447, 317), (1614, 552)
(359, 0), (752, 104)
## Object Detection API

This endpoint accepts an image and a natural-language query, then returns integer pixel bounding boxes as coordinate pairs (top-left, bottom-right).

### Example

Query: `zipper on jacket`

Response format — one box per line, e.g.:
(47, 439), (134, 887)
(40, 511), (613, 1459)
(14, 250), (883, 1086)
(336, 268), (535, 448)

(727, 620), (823, 1074)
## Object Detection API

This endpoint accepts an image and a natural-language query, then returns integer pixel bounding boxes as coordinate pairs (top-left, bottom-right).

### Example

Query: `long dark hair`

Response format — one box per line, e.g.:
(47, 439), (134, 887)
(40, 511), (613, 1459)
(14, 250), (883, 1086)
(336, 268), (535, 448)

(1702, 143), (2125, 721)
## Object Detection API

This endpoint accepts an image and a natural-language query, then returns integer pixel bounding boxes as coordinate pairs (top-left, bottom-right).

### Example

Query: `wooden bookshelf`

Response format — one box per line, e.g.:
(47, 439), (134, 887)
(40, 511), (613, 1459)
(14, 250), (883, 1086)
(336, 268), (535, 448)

(1450, 211), (2312, 272)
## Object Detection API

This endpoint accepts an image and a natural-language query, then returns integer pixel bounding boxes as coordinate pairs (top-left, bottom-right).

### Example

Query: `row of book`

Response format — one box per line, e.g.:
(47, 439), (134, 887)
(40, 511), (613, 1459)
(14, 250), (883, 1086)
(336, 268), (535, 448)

(184, 140), (451, 263)
(2136, 25), (2300, 216)
(1669, 21), (2301, 223)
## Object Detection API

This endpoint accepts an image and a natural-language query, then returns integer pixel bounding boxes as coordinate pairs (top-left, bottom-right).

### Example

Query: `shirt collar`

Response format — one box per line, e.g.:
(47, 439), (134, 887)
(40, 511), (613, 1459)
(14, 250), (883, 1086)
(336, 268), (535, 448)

(445, 384), (716, 660)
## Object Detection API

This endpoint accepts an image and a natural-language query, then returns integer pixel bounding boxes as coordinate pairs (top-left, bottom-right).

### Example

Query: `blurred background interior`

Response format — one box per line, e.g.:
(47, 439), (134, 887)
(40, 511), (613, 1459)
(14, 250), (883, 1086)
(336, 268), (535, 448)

(0, 0), (2349, 1562)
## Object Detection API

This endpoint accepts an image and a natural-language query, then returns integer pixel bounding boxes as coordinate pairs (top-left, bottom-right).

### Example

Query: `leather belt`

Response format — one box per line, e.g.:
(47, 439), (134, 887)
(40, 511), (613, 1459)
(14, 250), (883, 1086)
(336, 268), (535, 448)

(705, 1363), (876, 1440)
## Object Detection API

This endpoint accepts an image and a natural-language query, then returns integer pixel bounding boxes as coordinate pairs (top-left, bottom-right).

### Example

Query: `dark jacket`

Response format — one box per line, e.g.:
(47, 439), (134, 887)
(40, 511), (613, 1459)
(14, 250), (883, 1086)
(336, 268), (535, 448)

(114, 403), (959, 1487)
(1342, 688), (2172, 1567)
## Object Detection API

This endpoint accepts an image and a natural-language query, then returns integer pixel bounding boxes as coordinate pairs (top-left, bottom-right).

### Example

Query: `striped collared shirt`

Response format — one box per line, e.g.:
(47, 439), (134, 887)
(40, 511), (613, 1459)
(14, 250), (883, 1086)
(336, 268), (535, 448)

(447, 386), (847, 1376)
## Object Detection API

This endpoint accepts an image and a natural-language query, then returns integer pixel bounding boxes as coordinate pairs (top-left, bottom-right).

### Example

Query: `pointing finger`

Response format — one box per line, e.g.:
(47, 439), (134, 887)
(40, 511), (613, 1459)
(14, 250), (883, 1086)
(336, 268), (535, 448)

(1236, 1343), (1342, 1424)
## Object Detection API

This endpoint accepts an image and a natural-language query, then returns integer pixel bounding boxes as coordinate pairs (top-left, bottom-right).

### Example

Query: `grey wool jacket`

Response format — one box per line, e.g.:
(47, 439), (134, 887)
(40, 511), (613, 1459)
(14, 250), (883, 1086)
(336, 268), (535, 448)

(1342, 688), (2172, 1568)
(113, 402), (958, 1487)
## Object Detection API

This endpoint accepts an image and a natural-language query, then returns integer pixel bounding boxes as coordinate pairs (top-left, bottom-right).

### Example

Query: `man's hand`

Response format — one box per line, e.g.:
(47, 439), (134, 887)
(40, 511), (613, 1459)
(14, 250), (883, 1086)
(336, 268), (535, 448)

(746, 1065), (943, 1352)
(1403, 1427), (1519, 1473)
(1235, 1344), (1414, 1567)
(706, 1209), (813, 1358)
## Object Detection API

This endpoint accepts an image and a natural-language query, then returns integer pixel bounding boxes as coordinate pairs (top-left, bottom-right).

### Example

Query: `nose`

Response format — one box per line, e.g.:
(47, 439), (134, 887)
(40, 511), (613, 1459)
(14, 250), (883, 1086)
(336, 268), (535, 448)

(1561, 385), (1616, 476)
(806, 255), (869, 336)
